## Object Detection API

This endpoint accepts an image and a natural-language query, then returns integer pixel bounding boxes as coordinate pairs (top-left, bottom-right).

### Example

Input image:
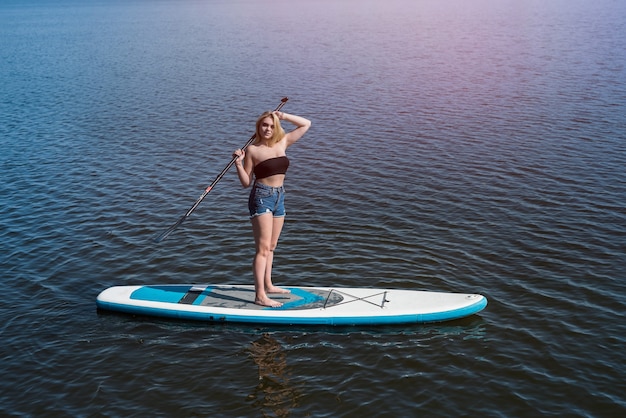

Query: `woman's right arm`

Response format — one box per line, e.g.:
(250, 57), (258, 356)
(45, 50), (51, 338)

(234, 149), (254, 188)
(277, 112), (311, 147)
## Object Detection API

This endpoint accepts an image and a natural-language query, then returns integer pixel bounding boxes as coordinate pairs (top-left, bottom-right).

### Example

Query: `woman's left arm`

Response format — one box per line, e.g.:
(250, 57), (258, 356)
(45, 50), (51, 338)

(276, 112), (311, 147)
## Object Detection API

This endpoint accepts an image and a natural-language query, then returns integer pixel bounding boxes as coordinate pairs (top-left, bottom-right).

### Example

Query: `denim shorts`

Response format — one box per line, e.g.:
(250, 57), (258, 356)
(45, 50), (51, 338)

(248, 182), (286, 218)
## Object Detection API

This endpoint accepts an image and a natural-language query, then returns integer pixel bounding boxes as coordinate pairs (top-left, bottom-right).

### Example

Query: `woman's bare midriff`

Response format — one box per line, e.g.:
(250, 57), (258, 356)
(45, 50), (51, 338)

(256, 174), (286, 188)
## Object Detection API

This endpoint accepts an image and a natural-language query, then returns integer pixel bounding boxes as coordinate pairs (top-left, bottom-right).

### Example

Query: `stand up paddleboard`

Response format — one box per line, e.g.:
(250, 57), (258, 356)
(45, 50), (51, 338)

(96, 284), (487, 326)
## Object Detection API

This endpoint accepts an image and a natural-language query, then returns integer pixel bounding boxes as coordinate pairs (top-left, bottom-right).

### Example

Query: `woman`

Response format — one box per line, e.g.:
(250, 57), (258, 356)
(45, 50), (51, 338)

(233, 110), (311, 307)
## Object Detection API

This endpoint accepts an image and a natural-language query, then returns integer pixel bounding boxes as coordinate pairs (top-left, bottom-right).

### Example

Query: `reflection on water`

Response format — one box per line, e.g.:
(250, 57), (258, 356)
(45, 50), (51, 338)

(247, 334), (300, 417)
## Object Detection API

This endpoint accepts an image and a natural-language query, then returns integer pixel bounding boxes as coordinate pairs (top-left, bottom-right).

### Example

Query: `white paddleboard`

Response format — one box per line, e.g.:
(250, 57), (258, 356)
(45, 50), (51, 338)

(96, 284), (487, 326)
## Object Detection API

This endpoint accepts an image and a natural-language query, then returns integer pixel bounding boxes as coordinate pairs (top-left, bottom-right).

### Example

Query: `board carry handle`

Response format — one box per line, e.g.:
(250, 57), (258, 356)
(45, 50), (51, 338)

(154, 97), (289, 242)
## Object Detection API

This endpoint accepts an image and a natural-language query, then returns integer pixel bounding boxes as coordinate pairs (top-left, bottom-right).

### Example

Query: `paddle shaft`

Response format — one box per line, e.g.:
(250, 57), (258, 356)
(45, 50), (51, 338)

(155, 97), (289, 242)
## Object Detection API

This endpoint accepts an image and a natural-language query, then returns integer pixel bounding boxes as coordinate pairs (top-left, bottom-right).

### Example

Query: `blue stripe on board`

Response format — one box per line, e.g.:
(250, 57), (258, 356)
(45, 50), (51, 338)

(192, 287), (214, 306)
(278, 287), (325, 310)
(130, 286), (190, 303)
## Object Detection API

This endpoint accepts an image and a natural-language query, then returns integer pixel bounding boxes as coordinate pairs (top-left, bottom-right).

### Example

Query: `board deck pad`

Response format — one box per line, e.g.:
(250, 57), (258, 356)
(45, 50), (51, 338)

(133, 285), (349, 310)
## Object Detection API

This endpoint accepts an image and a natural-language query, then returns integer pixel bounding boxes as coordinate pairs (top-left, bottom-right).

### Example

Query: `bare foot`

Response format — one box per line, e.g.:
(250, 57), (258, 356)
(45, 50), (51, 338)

(255, 298), (283, 308)
(266, 286), (291, 294)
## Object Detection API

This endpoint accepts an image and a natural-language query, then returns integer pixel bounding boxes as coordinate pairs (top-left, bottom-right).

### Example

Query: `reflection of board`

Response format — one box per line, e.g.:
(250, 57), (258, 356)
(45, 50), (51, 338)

(96, 284), (487, 326)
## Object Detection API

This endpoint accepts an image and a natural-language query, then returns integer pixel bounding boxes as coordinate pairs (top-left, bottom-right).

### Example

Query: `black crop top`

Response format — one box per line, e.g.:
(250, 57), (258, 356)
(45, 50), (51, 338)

(254, 156), (290, 179)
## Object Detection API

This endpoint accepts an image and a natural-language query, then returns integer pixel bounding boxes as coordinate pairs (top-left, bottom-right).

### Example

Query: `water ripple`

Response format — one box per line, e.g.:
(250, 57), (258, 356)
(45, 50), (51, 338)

(2, 0), (626, 416)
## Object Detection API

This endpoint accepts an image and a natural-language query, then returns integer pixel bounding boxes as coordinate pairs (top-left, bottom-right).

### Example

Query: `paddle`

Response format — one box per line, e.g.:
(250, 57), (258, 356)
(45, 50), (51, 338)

(154, 97), (289, 242)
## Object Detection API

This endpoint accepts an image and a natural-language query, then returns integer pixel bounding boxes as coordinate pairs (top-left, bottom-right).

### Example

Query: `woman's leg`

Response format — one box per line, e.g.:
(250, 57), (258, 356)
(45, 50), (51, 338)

(251, 214), (282, 307)
(264, 216), (289, 294)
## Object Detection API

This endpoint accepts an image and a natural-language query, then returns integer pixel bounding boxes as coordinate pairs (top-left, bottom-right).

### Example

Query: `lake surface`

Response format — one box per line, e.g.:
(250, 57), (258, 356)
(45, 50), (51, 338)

(1, 0), (625, 416)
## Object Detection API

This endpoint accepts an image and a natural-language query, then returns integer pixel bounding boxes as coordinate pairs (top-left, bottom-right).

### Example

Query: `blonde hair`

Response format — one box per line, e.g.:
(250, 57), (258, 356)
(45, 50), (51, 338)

(254, 111), (285, 146)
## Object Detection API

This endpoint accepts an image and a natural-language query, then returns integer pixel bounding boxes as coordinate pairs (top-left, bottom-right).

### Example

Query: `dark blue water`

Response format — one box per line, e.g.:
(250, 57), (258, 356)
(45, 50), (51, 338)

(2, 0), (625, 416)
